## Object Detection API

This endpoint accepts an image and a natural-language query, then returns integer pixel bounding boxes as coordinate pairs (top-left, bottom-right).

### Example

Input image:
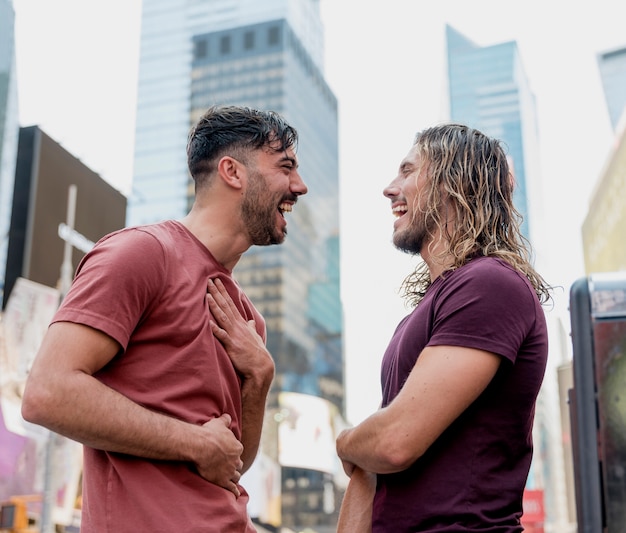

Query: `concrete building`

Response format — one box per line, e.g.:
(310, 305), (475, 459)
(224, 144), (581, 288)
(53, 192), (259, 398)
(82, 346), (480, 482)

(584, 45), (626, 275)
(582, 120), (626, 274)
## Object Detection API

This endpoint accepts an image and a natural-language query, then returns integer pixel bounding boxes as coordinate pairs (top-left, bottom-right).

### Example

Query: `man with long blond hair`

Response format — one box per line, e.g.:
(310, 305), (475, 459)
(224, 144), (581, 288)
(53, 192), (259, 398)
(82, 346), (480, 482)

(336, 123), (551, 532)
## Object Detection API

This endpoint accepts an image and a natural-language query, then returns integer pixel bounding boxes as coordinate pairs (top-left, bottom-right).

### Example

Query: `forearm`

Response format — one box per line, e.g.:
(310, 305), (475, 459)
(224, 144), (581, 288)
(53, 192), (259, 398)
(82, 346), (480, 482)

(22, 369), (206, 462)
(337, 467), (375, 533)
(239, 370), (273, 472)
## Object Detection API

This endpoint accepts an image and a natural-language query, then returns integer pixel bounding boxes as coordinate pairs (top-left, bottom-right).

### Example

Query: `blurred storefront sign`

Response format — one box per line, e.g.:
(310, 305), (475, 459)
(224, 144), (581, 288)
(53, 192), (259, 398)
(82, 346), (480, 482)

(521, 488), (545, 533)
(0, 277), (82, 528)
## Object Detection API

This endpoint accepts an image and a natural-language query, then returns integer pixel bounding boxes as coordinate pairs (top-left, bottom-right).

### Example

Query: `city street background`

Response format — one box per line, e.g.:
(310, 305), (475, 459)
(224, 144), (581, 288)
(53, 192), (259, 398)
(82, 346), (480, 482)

(12, 0), (625, 426)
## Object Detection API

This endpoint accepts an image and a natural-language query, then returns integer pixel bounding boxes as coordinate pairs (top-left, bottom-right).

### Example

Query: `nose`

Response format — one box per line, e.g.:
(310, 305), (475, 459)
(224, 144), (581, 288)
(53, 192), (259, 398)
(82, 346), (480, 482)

(383, 176), (401, 199)
(291, 170), (308, 196)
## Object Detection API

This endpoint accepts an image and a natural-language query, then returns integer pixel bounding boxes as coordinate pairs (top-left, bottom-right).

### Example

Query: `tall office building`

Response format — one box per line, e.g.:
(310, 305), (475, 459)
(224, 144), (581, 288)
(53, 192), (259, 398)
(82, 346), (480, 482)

(129, 1), (343, 530)
(0, 0), (19, 302)
(445, 24), (541, 240)
(597, 45), (626, 132)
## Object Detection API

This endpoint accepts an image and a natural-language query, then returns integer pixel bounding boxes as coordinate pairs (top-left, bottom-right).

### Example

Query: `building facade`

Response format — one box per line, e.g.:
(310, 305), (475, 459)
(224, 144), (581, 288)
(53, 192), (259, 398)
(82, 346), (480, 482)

(129, 1), (343, 530)
(0, 0), (19, 303)
(582, 117), (626, 274)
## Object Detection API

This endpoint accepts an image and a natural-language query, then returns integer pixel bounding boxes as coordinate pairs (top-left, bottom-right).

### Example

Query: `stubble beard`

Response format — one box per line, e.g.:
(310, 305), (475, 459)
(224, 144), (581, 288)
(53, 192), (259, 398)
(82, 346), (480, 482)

(393, 217), (426, 256)
(241, 170), (286, 246)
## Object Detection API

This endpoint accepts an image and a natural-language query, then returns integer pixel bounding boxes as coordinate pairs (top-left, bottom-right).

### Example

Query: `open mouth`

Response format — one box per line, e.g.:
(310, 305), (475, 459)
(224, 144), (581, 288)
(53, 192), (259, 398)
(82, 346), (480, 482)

(278, 202), (293, 217)
(392, 204), (407, 218)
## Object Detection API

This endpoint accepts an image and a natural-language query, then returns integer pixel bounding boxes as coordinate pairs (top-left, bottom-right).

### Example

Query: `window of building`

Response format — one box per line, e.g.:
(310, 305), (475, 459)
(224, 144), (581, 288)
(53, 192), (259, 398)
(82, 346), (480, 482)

(244, 30), (255, 50)
(220, 35), (231, 55)
(268, 26), (280, 45)
(194, 39), (208, 60)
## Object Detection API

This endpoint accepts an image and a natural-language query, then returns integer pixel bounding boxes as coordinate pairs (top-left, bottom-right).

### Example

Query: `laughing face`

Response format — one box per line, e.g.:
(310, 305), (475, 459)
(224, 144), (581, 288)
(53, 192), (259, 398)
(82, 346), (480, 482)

(241, 145), (307, 246)
(383, 144), (433, 255)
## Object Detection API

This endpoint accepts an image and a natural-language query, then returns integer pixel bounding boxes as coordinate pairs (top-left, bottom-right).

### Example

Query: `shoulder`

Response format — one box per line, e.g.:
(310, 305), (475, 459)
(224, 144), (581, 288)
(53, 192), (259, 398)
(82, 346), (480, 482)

(84, 222), (180, 264)
(66, 223), (180, 309)
(432, 257), (540, 320)
(97, 221), (179, 249)
(73, 223), (181, 288)
(447, 257), (534, 297)
(429, 258), (545, 360)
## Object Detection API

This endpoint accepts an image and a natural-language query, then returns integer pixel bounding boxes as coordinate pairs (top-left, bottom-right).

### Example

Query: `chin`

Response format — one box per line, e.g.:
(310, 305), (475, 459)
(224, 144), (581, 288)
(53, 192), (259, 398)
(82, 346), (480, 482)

(265, 232), (286, 246)
(393, 235), (422, 255)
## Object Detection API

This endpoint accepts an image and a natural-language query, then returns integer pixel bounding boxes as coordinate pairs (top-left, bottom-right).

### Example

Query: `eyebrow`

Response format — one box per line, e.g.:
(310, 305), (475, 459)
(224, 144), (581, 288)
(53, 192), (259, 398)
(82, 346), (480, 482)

(400, 160), (413, 173)
(279, 154), (298, 168)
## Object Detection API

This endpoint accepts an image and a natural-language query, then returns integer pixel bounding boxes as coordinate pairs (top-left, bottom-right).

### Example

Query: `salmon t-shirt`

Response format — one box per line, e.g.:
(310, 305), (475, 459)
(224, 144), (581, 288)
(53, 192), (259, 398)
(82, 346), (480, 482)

(54, 221), (261, 533)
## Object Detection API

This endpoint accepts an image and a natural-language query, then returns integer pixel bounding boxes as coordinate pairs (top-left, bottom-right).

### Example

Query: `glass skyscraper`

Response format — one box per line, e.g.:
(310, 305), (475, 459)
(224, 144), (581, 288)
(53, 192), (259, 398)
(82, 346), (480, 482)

(129, 1), (343, 530)
(446, 24), (540, 239)
(597, 45), (626, 132)
(0, 0), (19, 302)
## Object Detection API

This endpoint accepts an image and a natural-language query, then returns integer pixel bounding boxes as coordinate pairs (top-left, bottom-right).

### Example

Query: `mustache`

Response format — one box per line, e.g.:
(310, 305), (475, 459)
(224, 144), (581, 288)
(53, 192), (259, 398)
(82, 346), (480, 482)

(281, 193), (299, 204)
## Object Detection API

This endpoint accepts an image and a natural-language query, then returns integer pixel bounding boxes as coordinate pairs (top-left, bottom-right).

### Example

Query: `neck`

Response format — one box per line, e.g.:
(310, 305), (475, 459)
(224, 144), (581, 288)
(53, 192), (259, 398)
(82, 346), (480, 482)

(180, 207), (250, 272)
(421, 235), (453, 282)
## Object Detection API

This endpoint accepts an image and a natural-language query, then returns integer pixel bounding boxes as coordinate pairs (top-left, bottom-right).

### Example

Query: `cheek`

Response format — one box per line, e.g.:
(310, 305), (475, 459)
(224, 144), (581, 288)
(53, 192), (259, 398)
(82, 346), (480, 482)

(406, 189), (424, 215)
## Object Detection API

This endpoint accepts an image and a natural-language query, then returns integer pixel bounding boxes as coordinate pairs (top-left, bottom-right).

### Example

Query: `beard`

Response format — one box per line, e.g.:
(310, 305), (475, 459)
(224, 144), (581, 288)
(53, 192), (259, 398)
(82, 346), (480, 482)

(241, 169), (287, 246)
(392, 215), (427, 255)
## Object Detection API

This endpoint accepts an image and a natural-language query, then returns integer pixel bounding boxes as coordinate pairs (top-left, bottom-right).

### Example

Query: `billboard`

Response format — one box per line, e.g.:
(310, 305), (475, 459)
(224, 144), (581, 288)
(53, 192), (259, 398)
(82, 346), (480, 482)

(277, 391), (340, 474)
(3, 126), (126, 308)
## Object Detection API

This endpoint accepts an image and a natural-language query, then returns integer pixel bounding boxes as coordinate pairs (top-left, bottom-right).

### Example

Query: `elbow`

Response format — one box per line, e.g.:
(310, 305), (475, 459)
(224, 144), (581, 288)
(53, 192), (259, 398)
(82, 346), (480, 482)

(376, 436), (422, 473)
(21, 399), (38, 426)
(21, 379), (53, 427)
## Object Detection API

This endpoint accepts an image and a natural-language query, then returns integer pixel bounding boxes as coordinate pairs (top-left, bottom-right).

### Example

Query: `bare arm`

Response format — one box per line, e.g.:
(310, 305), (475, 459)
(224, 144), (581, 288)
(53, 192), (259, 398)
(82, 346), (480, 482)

(336, 467), (375, 533)
(207, 278), (275, 472)
(21, 321), (245, 496)
(336, 345), (501, 474)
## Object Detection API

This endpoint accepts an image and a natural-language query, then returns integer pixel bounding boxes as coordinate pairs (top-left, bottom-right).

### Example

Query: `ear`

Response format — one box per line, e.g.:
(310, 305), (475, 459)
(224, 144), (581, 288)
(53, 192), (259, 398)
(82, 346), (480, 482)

(217, 156), (245, 190)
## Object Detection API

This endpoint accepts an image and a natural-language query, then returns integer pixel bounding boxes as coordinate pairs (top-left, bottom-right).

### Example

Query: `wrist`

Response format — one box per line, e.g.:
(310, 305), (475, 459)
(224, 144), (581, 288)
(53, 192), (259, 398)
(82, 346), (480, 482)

(240, 353), (275, 387)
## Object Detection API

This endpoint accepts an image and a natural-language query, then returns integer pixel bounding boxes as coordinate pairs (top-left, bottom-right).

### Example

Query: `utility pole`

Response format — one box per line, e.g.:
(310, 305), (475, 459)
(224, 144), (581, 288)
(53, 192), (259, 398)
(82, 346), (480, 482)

(40, 184), (78, 533)
(59, 184), (77, 299)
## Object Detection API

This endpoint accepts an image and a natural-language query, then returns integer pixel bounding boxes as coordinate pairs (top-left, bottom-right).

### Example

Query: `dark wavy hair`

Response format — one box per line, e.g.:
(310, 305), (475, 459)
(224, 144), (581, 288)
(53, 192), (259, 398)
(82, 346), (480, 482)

(186, 105), (298, 190)
(400, 123), (552, 307)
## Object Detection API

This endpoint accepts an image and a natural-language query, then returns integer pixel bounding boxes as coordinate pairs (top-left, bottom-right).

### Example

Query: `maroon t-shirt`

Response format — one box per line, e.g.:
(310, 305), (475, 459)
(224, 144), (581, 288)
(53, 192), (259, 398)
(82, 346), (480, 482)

(374, 257), (548, 532)
(54, 221), (260, 533)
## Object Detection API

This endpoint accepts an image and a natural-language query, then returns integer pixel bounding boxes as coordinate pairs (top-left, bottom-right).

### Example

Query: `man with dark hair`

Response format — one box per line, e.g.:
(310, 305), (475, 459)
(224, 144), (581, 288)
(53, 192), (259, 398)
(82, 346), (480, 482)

(336, 123), (551, 532)
(22, 105), (307, 532)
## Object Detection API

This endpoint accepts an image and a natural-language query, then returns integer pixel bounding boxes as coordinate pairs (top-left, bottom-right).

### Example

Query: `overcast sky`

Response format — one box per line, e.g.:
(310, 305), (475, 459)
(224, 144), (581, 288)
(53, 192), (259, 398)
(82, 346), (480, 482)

(12, 0), (626, 425)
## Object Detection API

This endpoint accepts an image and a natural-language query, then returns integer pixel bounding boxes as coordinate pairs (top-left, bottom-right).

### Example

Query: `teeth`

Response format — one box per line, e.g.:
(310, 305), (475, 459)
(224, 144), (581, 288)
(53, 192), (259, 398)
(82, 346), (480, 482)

(279, 203), (292, 213)
(392, 205), (407, 217)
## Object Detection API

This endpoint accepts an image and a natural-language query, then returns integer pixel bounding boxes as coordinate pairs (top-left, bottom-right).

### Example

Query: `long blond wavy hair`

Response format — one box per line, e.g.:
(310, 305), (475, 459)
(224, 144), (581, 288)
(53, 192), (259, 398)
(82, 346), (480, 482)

(400, 123), (552, 308)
